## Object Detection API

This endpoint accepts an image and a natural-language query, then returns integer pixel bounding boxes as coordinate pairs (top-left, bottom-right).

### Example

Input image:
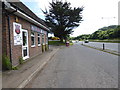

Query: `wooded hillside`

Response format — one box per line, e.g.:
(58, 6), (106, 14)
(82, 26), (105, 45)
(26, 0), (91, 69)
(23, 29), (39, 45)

(73, 25), (120, 40)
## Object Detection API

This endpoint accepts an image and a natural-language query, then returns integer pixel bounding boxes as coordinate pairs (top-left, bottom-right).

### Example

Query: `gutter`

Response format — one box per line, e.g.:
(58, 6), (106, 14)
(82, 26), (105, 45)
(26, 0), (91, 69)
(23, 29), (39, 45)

(6, 4), (50, 32)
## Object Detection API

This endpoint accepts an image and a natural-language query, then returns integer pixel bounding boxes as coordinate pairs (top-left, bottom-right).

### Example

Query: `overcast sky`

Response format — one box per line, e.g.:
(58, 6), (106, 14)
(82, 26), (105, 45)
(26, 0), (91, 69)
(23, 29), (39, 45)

(21, 0), (119, 37)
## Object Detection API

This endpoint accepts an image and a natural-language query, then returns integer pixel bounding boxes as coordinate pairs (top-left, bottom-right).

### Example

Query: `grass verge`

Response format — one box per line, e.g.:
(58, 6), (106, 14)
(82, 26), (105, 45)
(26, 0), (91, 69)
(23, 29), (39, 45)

(49, 40), (74, 46)
(89, 39), (120, 43)
(49, 41), (65, 46)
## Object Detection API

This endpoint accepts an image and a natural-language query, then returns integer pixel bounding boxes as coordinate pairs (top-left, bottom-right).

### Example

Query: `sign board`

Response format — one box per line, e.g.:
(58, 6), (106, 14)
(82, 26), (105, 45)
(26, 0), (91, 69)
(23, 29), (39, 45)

(41, 30), (47, 35)
(13, 22), (22, 45)
(31, 25), (48, 35)
(31, 25), (41, 33)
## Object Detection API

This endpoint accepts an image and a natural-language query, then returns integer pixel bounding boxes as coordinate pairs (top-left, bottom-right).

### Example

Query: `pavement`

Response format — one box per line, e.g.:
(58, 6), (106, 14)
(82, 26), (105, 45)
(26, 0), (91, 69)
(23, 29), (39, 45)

(2, 45), (60, 88)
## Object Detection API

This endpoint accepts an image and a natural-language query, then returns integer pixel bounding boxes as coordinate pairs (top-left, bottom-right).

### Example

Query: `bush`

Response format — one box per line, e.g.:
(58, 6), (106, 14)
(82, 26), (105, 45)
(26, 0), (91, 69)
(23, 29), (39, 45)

(2, 55), (12, 70)
(69, 40), (73, 43)
(42, 45), (45, 52)
(51, 37), (60, 40)
(19, 57), (24, 64)
(12, 66), (19, 70)
(45, 44), (48, 51)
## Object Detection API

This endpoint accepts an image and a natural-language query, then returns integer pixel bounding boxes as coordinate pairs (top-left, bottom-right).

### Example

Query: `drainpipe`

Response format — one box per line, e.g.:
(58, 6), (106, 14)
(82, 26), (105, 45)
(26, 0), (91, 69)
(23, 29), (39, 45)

(5, 6), (17, 67)
(7, 15), (12, 65)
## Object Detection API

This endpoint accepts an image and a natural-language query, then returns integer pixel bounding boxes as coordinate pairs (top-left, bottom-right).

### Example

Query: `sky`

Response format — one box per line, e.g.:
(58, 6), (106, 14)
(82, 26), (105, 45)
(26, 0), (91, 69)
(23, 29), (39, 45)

(20, 0), (119, 37)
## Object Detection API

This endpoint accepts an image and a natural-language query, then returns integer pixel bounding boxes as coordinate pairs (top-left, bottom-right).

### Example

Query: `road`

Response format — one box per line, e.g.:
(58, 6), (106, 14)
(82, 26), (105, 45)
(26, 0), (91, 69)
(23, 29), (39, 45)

(82, 41), (119, 53)
(25, 43), (118, 88)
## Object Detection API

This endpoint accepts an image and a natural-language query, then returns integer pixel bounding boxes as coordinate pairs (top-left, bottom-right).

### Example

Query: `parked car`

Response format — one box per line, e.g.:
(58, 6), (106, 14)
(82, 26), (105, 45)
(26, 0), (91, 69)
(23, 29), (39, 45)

(84, 40), (89, 43)
(75, 40), (79, 43)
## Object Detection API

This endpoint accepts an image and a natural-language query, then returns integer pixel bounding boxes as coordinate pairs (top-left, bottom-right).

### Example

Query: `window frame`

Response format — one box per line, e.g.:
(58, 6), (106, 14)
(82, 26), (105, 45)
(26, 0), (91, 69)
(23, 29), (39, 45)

(31, 32), (35, 47)
(37, 33), (41, 46)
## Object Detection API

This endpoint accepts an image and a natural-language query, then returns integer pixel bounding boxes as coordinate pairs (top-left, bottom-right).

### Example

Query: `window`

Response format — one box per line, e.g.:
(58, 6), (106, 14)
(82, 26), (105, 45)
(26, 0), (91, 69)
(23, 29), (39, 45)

(38, 33), (41, 46)
(31, 32), (35, 47)
(42, 34), (44, 45)
(22, 32), (27, 46)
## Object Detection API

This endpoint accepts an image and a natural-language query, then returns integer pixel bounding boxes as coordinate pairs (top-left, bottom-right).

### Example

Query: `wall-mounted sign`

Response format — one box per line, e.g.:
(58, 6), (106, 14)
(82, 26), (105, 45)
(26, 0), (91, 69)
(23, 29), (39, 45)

(31, 25), (48, 35)
(41, 30), (47, 35)
(13, 22), (22, 45)
(44, 31), (47, 35)
(31, 25), (41, 33)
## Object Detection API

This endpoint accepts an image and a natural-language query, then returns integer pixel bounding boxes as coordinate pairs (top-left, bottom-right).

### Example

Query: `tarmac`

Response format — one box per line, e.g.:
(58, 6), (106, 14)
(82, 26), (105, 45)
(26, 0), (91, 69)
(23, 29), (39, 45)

(2, 45), (60, 88)
(2, 42), (119, 89)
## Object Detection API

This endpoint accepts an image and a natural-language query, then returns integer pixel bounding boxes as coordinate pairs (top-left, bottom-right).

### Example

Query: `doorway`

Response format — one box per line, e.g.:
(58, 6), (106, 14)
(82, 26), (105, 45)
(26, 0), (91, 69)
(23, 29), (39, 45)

(22, 29), (29, 60)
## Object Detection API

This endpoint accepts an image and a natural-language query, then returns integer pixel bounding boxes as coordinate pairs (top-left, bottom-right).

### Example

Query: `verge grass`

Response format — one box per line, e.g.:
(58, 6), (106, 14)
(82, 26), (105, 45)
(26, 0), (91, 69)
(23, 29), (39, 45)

(49, 40), (74, 46)
(89, 39), (120, 43)
(49, 40), (65, 46)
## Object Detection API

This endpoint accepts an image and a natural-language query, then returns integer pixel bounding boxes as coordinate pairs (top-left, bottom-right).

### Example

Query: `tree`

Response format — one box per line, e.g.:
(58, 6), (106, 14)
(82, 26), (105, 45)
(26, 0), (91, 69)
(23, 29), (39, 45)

(42, 0), (83, 42)
(113, 25), (120, 38)
(90, 30), (101, 39)
(106, 29), (114, 39)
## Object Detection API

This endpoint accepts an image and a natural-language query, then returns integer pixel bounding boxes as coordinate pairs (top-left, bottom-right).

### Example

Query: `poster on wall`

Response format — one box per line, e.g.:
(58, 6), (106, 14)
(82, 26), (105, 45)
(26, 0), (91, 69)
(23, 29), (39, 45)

(13, 22), (22, 45)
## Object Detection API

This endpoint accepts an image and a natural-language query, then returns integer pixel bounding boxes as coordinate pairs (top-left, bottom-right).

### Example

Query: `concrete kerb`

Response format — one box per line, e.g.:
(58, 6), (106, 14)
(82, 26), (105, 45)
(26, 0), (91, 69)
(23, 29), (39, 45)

(17, 48), (60, 88)
(81, 44), (120, 56)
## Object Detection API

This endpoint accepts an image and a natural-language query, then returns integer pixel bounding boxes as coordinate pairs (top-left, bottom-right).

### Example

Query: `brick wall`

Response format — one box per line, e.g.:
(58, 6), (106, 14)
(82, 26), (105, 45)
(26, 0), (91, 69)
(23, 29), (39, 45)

(10, 15), (22, 66)
(3, 14), (45, 66)
(0, 2), (2, 71)
(2, 13), (7, 55)
(29, 32), (42, 58)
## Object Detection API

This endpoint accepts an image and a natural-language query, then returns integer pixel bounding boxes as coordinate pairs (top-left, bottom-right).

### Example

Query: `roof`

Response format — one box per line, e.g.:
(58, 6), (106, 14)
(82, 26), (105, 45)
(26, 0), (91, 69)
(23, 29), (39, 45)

(6, 0), (49, 31)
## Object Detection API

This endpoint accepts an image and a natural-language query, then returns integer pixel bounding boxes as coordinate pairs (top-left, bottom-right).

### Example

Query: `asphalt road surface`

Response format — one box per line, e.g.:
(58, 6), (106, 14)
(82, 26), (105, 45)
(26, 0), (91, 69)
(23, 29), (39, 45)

(25, 43), (118, 88)
(82, 41), (119, 53)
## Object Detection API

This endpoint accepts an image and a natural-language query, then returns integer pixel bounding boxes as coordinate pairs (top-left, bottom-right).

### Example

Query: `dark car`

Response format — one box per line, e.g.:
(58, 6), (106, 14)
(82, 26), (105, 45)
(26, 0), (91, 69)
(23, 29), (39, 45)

(84, 40), (89, 43)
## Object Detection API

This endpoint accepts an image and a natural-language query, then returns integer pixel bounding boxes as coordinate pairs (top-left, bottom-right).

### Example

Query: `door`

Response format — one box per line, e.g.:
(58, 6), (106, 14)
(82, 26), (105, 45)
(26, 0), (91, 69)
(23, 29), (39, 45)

(22, 29), (29, 60)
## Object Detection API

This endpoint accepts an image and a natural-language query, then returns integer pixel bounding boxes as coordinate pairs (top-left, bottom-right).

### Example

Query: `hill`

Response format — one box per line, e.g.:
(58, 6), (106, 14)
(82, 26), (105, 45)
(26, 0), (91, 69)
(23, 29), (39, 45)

(72, 25), (120, 40)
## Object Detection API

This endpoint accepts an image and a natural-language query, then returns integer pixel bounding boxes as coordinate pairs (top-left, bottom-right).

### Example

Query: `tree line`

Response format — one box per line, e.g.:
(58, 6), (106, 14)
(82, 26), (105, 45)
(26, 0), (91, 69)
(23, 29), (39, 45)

(72, 25), (120, 40)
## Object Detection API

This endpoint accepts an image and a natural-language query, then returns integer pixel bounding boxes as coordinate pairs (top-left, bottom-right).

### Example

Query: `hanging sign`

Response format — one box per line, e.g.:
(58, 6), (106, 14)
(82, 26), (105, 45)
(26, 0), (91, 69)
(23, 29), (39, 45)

(13, 22), (22, 45)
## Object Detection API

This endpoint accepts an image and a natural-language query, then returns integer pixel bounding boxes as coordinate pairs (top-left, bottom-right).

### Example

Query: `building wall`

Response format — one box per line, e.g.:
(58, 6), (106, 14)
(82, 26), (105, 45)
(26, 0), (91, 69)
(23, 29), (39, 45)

(29, 32), (42, 58)
(2, 13), (12, 59)
(2, 14), (7, 56)
(3, 14), (47, 66)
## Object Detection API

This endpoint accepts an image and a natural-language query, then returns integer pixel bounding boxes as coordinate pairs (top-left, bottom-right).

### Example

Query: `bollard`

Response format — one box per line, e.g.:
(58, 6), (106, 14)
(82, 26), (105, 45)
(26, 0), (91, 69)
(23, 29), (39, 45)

(103, 43), (105, 50)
